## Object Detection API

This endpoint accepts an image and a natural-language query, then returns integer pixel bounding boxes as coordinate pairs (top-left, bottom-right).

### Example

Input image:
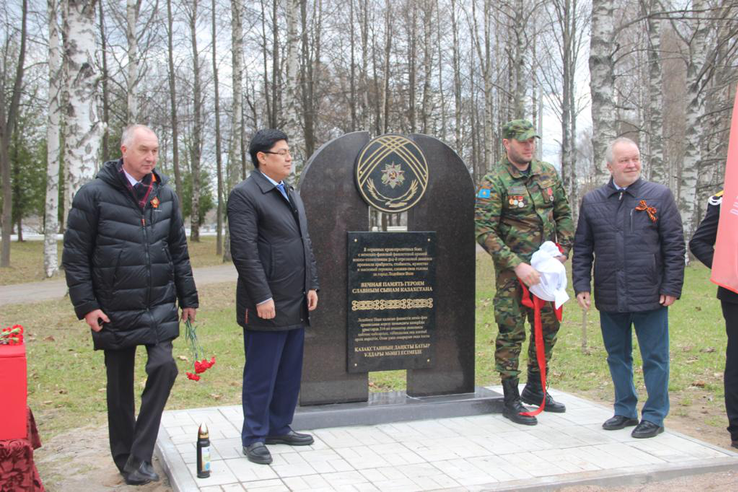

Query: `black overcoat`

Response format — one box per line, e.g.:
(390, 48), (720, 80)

(572, 178), (685, 313)
(63, 160), (199, 350)
(689, 192), (738, 304)
(227, 171), (319, 331)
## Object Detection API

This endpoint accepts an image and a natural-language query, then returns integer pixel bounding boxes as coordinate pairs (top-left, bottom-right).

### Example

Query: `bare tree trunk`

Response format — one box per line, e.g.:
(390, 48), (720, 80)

(588, 0), (616, 179)
(300, 0), (317, 159)
(188, 0), (202, 242)
(99, 0), (110, 160)
(435, 0), (446, 140)
(349, 0), (356, 131)
(679, 0), (709, 239)
(231, 0), (244, 171)
(382, 0), (393, 134)
(359, 0), (370, 131)
(259, 0), (272, 132)
(166, 0), (183, 204)
(45, 0), (63, 277)
(407, 0), (417, 133)
(63, 0), (101, 227)
(284, 0), (302, 165)
(213, 0), (223, 256)
(126, 0), (139, 123)
(513, 0), (526, 119)
(0, 0), (27, 267)
(271, 0), (280, 129)
(451, 0), (461, 149)
(642, 0), (665, 185)
(420, 0), (433, 134)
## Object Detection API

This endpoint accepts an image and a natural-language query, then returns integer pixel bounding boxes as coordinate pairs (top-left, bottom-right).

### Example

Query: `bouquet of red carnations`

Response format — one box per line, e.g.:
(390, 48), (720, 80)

(184, 320), (215, 381)
(0, 325), (23, 345)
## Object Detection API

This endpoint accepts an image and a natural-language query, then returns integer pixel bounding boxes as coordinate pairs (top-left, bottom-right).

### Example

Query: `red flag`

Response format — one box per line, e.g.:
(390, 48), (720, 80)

(712, 86), (738, 294)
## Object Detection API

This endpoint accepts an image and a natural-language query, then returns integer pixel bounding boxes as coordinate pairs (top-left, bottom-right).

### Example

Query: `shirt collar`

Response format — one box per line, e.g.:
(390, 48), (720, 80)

(122, 168), (140, 187)
(259, 170), (284, 188)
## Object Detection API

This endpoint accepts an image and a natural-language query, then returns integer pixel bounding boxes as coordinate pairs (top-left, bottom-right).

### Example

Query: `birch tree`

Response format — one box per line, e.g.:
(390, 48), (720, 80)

(63, 0), (102, 207)
(283, 0), (302, 167)
(212, 0), (223, 256)
(678, 0), (709, 238)
(166, 0), (183, 202)
(125, 0), (140, 123)
(643, 0), (666, 185)
(186, 0), (202, 242)
(45, 0), (63, 277)
(0, 0), (28, 268)
(589, 0), (616, 179)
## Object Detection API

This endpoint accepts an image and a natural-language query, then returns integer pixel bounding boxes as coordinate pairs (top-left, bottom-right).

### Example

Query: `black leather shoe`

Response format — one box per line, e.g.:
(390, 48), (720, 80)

(521, 384), (566, 413)
(731, 440), (738, 449)
(602, 415), (639, 430)
(243, 442), (273, 465)
(265, 430), (314, 446)
(123, 457), (158, 485)
(631, 420), (664, 438)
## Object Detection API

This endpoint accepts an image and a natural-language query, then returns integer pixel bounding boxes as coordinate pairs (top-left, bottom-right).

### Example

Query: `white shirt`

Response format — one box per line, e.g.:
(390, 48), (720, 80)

(123, 168), (140, 187)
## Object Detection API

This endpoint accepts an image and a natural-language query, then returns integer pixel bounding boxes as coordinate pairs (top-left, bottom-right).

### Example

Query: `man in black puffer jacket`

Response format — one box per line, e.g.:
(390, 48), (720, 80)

(63, 125), (198, 485)
(572, 137), (684, 439)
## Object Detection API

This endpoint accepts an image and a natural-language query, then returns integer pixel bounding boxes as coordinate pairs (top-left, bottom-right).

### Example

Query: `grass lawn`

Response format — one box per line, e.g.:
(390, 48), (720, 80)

(1, 252), (729, 444)
(0, 236), (226, 286)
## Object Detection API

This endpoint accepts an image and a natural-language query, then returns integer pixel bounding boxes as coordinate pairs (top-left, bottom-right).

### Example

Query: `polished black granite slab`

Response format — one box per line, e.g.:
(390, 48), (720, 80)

(292, 387), (503, 430)
(298, 132), (475, 405)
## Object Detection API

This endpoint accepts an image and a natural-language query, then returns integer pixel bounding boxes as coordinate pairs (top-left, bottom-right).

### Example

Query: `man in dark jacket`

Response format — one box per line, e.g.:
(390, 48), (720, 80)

(690, 190), (738, 448)
(227, 129), (319, 465)
(572, 137), (684, 439)
(63, 125), (198, 485)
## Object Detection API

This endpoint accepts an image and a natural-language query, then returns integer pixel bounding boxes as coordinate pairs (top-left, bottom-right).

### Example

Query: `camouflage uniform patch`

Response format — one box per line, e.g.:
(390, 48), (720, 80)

(475, 152), (574, 381)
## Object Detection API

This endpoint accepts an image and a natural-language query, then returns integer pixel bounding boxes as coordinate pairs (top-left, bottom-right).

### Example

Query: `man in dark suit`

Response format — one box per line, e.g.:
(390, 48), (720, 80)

(227, 129), (319, 465)
(63, 125), (198, 485)
(690, 190), (738, 448)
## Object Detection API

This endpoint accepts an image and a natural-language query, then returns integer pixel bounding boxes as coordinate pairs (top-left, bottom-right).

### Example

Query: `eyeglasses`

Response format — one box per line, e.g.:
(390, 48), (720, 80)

(262, 149), (291, 157)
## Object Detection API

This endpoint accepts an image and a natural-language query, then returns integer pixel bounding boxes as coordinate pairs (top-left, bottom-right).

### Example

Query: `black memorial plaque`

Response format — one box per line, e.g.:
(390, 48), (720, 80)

(347, 231), (436, 373)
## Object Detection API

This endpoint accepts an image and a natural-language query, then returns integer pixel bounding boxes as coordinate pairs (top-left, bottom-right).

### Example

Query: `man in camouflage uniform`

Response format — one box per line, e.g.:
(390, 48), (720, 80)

(475, 119), (574, 426)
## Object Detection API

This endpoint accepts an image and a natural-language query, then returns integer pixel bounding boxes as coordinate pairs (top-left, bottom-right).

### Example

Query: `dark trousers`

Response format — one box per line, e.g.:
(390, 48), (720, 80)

(241, 327), (304, 446)
(600, 307), (670, 426)
(723, 301), (738, 441)
(104, 340), (178, 472)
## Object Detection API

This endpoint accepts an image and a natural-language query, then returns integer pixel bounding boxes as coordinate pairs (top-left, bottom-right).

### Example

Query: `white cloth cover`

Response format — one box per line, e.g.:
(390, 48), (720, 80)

(529, 241), (570, 309)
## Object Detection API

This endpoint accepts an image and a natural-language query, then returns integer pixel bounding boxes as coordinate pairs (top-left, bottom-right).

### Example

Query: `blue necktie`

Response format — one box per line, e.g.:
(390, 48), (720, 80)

(276, 183), (290, 202)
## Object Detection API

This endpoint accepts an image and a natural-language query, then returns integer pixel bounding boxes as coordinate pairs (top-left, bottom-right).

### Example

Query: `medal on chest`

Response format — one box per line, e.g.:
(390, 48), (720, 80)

(509, 195), (527, 208)
(547, 188), (554, 202)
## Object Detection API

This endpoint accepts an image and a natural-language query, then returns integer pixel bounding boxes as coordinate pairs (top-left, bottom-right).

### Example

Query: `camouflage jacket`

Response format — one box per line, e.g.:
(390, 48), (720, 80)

(475, 155), (574, 272)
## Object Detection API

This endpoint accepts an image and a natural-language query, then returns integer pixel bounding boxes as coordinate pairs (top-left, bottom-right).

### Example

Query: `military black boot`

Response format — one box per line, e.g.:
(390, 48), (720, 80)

(502, 379), (537, 426)
(521, 373), (566, 413)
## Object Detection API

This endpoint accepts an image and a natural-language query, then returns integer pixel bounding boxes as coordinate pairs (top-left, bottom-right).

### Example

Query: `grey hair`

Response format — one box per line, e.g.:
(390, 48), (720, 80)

(605, 137), (638, 164)
(121, 124), (155, 148)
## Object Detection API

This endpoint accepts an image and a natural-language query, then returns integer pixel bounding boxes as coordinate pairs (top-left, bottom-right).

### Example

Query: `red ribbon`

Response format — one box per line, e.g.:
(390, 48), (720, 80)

(517, 281), (563, 416)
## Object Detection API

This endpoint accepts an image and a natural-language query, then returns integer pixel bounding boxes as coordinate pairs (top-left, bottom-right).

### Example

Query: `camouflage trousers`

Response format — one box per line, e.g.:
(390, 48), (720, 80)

(493, 270), (561, 382)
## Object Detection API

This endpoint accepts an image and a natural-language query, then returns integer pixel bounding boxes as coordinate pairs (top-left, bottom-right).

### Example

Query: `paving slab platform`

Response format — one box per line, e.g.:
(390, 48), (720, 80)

(156, 387), (738, 491)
